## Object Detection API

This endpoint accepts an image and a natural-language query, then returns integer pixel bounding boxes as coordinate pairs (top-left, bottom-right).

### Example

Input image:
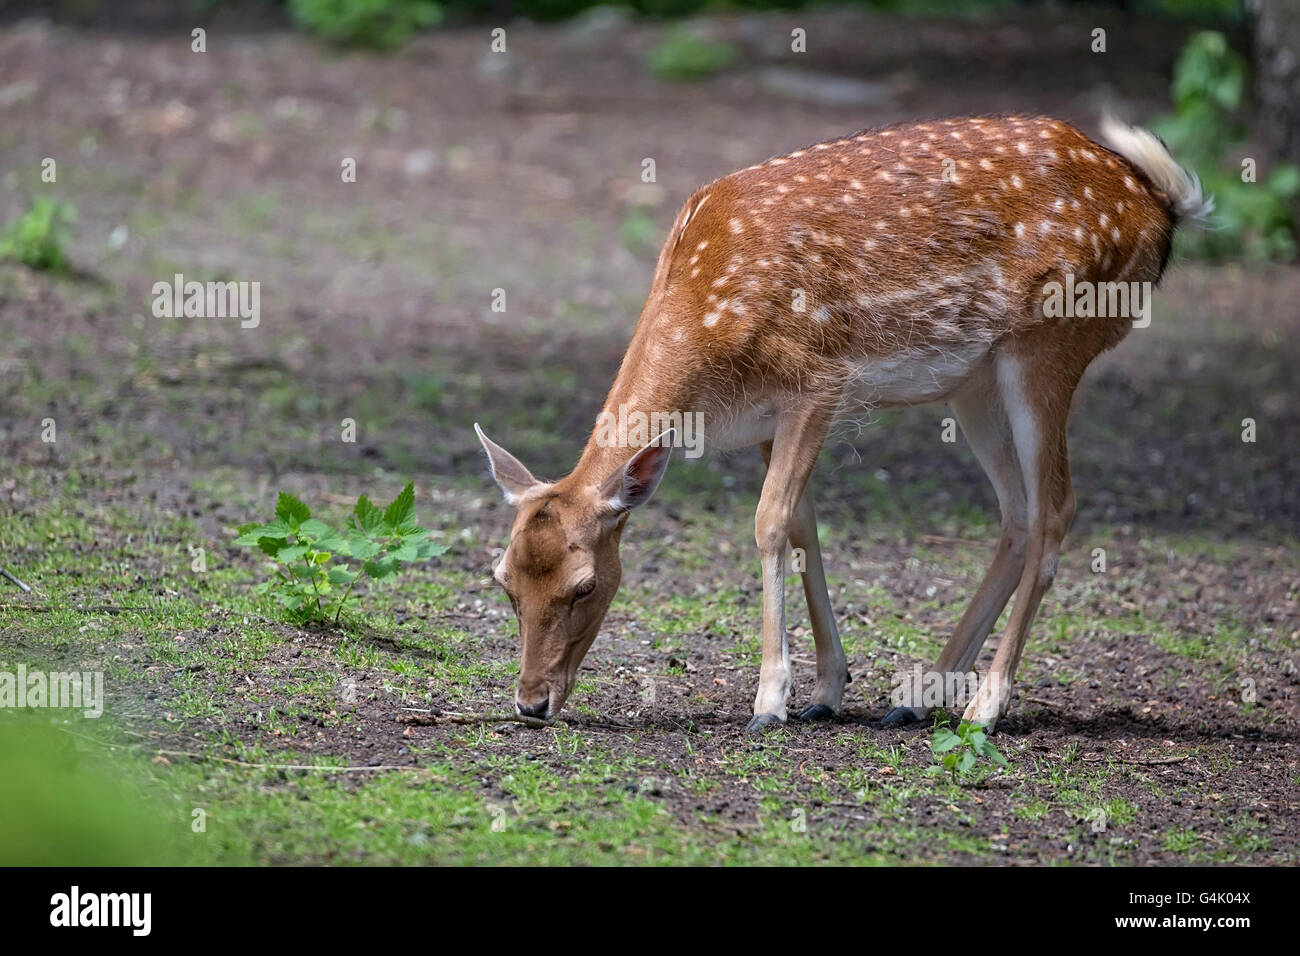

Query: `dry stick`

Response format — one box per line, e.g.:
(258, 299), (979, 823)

(60, 727), (423, 774)
(149, 749), (417, 772)
(395, 710), (658, 732)
(1082, 752), (1190, 766)
(396, 711), (557, 729)
(1, 567), (31, 592)
(0, 604), (157, 614)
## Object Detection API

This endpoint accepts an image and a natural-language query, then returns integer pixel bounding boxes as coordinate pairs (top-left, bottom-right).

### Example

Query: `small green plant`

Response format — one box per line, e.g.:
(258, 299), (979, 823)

(648, 27), (738, 82)
(927, 719), (1010, 780)
(288, 0), (443, 51)
(0, 198), (76, 272)
(235, 482), (446, 624)
(619, 207), (659, 257)
(1152, 30), (1299, 261)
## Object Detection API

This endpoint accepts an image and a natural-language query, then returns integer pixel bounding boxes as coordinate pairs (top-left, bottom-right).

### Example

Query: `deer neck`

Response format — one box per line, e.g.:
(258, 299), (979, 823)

(569, 328), (696, 488)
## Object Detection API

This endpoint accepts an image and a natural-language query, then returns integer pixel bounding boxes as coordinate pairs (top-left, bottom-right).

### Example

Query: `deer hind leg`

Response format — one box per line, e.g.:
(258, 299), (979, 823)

(761, 442), (849, 721)
(748, 403), (834, 731)
(882, 366), (1028, 725)
(962, 351), (1079, 733)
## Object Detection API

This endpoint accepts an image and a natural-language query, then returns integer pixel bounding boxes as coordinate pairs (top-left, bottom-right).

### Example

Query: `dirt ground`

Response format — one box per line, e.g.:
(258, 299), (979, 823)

(0, 7), (1296, 864)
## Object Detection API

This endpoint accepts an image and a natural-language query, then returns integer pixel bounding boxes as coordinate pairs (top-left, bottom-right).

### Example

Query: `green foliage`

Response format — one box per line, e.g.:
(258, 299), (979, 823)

(648, 27), (737, 81)
(928, 719), (1009, 780)
(1152, 30), (1299, 261)
(0, 712), (186, 865)
(287, 0), (443, 50)
(619, 207), (659, 257)
(235, 482), (447, 624)
(1134, 0), (1245, 21)
(0, 197), (76, 272)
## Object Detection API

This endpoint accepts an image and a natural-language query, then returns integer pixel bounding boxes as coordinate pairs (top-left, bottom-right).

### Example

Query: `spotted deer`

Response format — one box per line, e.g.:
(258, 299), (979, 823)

(476, 114), (1210, 732)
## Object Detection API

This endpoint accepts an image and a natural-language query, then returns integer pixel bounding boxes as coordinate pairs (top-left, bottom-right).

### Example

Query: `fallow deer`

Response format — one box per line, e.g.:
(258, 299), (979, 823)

(476, 114), (1210, 732)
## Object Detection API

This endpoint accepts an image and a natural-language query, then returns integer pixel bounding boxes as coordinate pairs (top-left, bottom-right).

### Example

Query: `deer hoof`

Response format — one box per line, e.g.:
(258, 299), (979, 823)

(796, 703), (838, 722)
(881, 705), (925, 727)
(745, 713), (785, 732)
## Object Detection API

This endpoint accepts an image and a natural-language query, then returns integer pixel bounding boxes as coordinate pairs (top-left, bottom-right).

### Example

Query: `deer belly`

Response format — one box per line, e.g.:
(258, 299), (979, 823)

(707, 400), (779, 451)
(846, 342), (991, 408)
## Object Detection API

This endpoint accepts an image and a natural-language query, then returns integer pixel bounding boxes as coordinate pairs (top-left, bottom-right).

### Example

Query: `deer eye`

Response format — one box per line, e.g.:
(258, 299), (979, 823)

(574, 579), (597, 601)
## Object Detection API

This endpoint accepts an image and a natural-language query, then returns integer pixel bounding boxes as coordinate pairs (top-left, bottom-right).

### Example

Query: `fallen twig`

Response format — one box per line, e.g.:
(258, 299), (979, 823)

(396, 711), (556, 729)
(56, 725), (417, 772)
(0, 604), (157, 614)
(1082, 752), (1190, 765)
(1, 567), (31, 592)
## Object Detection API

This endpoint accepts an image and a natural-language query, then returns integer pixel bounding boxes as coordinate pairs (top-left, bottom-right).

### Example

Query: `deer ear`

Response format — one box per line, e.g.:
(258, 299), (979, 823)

(475, 423), (541, 505)
(599, 429), (675, 515)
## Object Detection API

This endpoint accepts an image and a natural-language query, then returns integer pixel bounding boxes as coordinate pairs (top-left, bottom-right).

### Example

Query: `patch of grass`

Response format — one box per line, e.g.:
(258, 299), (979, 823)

(1161, 826), (1201, 854)
(0, 197), (76, 272)
(648, 28), (738, 82)
(288, 0), (443, 51)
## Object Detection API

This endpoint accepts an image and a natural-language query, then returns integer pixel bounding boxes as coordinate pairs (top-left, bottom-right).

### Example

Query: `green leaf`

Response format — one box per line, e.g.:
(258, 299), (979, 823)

(346, 533), (382, 560)
(414, 541), (448, 560)
(297, 518), (334, 539)
(383, 482), (417, 534)
(275, 544), (309, 564)
(234, 520), (291, 545)
(388, 542), (421, 563)
(957, 750), (976, 775)
(363, 556), (401, 580)
(353, 495), (385, 535)
(275, 492), (311, 529)
(328, 567), (358, 587)
(979, 740), (1010, 767)
(931, 729), (960, 753)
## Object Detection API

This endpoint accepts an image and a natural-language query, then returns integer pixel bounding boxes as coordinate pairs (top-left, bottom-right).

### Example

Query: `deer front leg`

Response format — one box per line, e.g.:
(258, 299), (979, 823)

(759, 442), (848, 722)
(748, 403), (833, 732)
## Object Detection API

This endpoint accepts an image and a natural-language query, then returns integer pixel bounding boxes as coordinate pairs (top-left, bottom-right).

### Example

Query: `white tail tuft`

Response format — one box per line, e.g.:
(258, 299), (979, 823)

(1100, 113), (1214, 225)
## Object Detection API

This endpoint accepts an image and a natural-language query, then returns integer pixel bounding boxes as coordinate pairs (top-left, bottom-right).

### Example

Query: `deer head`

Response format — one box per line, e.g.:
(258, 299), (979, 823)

(475, 423), (675, 720)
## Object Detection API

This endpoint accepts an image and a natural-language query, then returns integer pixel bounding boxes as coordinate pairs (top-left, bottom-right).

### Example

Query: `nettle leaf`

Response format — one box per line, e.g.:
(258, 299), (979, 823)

(363, 556), (401, 580)
(297, 518), (334, 540)
(255, 537), (287, 558)
(980, 740), (1010, 767)
(300, 520), (347, 553)
(958, 750), (977, 775)
(414, 540), (448, 560)
(388, 542), (421, 563)
(346, 533), (382, 560)
(276, 544), (310, 564)
(353, 495), (385, 535)
(931, 729), (960, 753)
(328, 567), (359, 587)
(383, 482), (417, 534)
(234, 520), (291, 545)
(275, 492), (311, 529)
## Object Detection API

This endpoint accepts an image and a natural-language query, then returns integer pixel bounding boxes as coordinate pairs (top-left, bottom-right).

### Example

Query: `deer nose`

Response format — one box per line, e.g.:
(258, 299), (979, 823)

(516, 697), (550, 720)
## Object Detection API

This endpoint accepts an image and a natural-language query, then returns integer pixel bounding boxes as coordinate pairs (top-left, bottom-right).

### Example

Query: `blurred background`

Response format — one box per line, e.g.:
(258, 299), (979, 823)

(0, 0), (1295, 502)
